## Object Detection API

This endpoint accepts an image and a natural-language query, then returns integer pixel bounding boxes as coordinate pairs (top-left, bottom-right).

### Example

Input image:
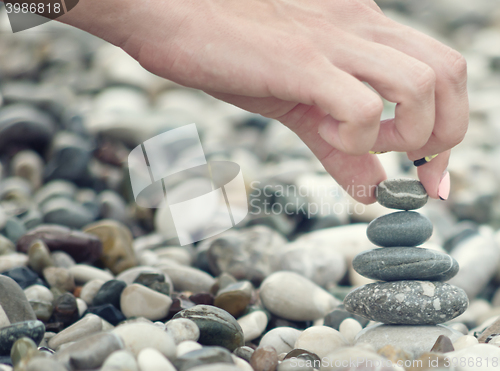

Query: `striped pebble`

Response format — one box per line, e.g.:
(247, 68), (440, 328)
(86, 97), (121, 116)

(376, 179), (428, 210)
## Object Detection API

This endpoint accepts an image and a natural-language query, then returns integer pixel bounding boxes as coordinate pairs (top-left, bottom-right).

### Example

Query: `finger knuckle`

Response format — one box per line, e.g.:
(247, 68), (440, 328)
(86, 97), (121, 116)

(438, 125), (468, 148)
(409, 64), (436, 97)
(442, 48), (468, 84)
(353, 96), (384, 124)
(403, 135), (429, 151)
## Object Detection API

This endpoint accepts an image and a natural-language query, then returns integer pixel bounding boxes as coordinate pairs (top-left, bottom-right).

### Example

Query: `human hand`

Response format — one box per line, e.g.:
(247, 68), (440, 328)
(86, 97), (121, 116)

(59, 0), (468, 203)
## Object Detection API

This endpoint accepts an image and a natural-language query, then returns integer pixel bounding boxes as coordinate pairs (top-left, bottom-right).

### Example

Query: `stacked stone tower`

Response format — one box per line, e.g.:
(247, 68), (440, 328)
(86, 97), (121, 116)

(344, 179), (469, 325)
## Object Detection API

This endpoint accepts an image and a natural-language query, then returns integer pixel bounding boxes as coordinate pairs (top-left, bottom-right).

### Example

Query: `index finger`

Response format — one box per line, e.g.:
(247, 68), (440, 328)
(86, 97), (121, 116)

(369, 19), (469, 158)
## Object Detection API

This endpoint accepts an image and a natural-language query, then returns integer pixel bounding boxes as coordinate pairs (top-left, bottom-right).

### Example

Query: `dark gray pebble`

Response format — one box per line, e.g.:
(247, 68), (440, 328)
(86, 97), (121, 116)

(87, 304), (126, 326)
(41, 198), (95, 229)
(367, 211), (433, 247)
(52, 293), (79, 327)
(2, 266), (45, 289)
(92, 279), (127, 310)
(0, 104), (55, 155)
(353, 247), (459, 281)
(43, 131), (93, 182)
(376, 179), (428, 210)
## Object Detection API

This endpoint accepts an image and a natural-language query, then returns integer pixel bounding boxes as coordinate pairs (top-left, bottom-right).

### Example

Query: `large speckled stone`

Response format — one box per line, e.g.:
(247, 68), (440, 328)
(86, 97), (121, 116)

(366, 211), (433, 247)
(353, 247), (459, 281)
(376, 179), (428, 210)
(344, 281), (468, 325)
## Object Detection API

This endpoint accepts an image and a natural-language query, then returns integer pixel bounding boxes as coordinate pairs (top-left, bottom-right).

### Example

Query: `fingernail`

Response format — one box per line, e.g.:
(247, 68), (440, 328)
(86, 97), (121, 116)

(413, 154), (439, 167)
(438, 171), (450, 200)
(369, 151), (389, 154)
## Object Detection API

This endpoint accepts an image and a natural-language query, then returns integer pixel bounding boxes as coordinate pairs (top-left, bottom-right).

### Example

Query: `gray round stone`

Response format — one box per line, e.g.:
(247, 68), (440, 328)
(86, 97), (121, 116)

(344, 281), (468, 325)
(366, 211), (433, 247)
(0, 104), (55, 155)
(376, 179), (428, 210)
(41, 197), (95, 230)
(173, 305), (244, 351)
(0, 275), (36, 324)
(352, 247), (459, 281)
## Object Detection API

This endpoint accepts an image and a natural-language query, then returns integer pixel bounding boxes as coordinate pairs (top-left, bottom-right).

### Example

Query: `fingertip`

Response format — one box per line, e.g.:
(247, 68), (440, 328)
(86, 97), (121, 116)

(438, 171), (450, 200)
(354, 193), (378, 205)
(322, 152), (386, 204)
(415, 150), (450, 199)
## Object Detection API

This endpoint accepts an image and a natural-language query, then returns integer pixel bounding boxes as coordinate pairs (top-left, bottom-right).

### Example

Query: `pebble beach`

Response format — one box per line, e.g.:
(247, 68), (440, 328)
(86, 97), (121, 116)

(1, 0), (500, 370)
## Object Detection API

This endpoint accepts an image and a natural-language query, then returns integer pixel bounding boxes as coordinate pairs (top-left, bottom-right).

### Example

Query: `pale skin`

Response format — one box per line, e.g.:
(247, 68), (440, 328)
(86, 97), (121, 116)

(56, 0), (469, 203)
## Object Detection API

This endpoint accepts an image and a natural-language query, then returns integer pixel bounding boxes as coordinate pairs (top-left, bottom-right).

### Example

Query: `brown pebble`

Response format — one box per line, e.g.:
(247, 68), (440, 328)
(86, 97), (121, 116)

(17, 225), (102, 264)
(168, 294), (196, 318)
(377, 344), (411, 364)
(430, 335), (454, 353)
(190, 293), (214, 306)
(250, 345), (278, 371)
(83, 220), (138, 275)
(73, 286), (82, 298)
(214, 281), (253, 318)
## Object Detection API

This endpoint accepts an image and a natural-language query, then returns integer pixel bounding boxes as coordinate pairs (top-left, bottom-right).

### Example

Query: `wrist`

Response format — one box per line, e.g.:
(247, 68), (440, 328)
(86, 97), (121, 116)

(56, 0), (136, 47)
